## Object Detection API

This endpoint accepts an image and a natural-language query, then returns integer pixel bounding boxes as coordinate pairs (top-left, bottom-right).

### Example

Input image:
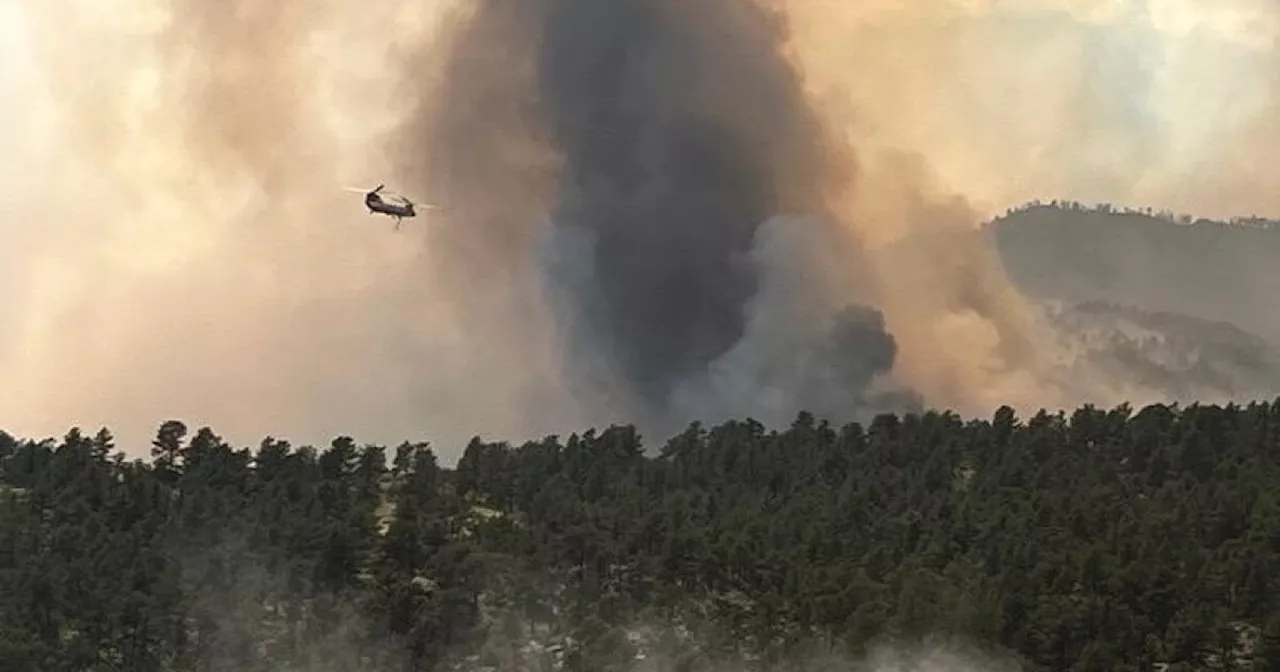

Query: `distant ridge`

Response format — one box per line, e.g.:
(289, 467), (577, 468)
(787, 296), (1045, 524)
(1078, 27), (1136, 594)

(985, 201), (1280, 345)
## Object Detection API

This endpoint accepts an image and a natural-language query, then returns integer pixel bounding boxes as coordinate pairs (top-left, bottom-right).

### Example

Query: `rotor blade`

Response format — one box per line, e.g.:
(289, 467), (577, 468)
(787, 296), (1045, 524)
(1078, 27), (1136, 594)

(342, 186), (374, 193)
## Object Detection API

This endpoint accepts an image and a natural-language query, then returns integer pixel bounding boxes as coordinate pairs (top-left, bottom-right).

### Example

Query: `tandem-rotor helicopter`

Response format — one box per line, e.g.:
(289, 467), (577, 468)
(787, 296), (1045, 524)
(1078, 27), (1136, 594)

(344, 184), (435, 230)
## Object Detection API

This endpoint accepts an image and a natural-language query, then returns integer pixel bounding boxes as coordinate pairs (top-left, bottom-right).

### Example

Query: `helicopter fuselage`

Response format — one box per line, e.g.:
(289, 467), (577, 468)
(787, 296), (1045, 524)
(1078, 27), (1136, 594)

(365, 191), (416, 220)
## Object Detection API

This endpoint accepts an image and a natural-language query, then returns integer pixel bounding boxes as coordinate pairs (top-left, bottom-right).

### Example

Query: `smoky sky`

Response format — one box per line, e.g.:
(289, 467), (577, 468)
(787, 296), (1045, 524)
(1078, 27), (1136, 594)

(11, 0), (1280, 458)
(533, 0), (866, 416)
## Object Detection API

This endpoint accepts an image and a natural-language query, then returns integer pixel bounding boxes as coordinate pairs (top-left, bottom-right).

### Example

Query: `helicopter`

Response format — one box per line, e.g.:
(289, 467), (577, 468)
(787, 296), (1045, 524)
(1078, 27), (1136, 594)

(344, 184), (432, 229)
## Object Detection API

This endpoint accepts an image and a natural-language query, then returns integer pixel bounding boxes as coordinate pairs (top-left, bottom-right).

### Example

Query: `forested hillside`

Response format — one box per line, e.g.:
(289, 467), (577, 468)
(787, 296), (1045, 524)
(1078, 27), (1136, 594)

(5, 403), (1280, 671)
(988, 202), (1280, 344)
(986, 202), (1280, 405)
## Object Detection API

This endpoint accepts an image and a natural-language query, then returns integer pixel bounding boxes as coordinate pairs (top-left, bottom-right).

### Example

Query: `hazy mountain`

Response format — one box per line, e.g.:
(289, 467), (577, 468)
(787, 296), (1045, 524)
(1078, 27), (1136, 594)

(988, 202), (1280, 344)
(986, 202), (1280, 405)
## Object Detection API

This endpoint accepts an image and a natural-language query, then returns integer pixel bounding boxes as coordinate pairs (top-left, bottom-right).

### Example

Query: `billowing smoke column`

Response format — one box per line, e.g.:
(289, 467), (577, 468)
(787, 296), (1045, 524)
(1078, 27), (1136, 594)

(528, 0), (908, 430)
(541, 0), (769, 405)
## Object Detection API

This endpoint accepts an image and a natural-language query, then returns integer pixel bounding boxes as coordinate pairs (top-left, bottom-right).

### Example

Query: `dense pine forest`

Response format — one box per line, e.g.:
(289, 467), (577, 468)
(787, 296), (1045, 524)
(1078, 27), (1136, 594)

(6, 399), (1280, 671)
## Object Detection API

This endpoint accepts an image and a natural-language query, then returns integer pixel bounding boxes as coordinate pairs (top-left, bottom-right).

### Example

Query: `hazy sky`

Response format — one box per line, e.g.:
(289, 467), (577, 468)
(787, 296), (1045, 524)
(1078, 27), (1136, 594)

(783, 0), (1280, 217)
(2, 0), (1279, 462)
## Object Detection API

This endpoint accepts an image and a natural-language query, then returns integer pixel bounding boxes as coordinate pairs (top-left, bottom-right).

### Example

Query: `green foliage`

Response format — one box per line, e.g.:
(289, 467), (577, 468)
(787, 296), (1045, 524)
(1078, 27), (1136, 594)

(5, 400), (1280, 669)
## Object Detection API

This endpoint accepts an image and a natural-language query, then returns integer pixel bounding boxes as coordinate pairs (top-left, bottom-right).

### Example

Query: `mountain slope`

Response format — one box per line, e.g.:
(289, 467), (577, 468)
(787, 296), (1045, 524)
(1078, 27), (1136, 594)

(987, 202), (1280, 344)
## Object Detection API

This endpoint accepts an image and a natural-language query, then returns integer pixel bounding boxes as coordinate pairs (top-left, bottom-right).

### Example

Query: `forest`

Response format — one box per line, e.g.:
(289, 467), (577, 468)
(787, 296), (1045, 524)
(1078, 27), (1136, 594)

(5, 398), (1280, 672)
(5, 203), (1280, 671)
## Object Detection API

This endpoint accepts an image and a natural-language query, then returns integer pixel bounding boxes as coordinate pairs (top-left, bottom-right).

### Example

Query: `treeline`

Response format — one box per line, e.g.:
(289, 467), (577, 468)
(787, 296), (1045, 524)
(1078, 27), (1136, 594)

(994, 200), (1280, 230)
(5, 402), (1280, 671)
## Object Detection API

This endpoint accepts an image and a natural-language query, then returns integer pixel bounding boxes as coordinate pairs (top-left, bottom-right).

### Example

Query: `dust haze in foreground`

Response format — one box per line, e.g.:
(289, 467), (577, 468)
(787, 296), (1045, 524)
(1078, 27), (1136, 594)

(2, 0), (1279, 460)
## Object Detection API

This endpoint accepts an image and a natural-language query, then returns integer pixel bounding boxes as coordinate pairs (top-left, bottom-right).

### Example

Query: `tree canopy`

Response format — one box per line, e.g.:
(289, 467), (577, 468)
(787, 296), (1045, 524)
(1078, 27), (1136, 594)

(4, 401), (1280, 670)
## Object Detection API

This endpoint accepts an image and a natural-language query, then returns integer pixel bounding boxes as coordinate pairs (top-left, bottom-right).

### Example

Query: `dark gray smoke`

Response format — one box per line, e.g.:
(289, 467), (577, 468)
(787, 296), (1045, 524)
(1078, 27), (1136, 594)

(539, 0), (763, 405)
(661, 216), (919, 430)
(531, 0), (897, 425)
(399, 0), (915, 440)
(824, 307), (906, 402)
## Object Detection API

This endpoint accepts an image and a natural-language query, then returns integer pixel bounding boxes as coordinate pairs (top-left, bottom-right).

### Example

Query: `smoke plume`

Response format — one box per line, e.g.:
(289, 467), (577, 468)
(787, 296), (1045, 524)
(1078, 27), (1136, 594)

(530, 0), (898, 431)
(4, 0), (1280, 459)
